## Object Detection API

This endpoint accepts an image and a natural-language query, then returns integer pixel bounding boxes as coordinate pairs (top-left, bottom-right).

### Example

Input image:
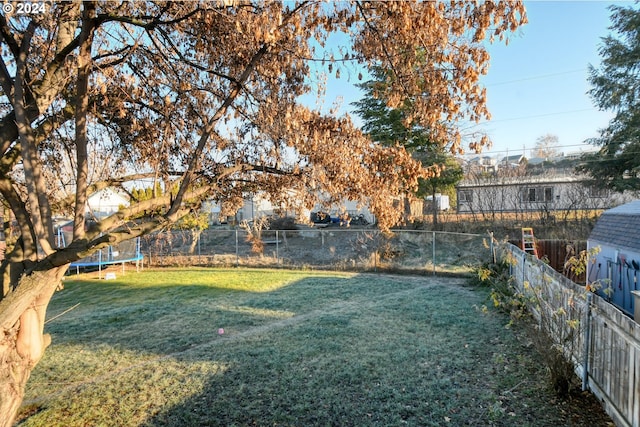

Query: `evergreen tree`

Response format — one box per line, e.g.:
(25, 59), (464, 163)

(353, 68), (464, 226)
(579, 5), (640, 191)
(415, 152), (464, 215)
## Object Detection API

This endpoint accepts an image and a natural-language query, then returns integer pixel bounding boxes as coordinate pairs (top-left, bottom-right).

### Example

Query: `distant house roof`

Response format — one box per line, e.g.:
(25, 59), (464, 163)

(500, 154), (525, 164)
(456, 172), (582, 188)
(527, 157), (546, 165)
(589, 200), (640, 253)
(467, 155), (496, 165)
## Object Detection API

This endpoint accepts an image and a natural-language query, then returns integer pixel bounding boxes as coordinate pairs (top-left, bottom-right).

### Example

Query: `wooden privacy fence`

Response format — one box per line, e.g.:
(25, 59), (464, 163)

(499, 242), (640, 427)
(509, 239), (587, 283)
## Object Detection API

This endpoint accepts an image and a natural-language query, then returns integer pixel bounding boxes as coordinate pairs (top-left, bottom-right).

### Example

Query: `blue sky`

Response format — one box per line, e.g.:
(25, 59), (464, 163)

(312, 1), (627, 159)
(478, 0), (622, 158)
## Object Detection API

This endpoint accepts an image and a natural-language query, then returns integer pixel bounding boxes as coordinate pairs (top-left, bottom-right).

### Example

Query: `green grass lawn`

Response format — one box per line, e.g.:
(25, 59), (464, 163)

(18, 268), (609, 426)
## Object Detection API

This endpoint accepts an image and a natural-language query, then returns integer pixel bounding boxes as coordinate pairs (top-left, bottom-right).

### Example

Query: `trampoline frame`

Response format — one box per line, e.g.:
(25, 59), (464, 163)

(62, 232), (144, 278)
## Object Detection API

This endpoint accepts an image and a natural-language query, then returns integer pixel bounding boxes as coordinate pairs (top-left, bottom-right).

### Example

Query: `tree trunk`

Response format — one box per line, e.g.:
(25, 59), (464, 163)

(188, 229), (202, 255)
(0, 267), (66, 427)
(403, 197), (412, 223)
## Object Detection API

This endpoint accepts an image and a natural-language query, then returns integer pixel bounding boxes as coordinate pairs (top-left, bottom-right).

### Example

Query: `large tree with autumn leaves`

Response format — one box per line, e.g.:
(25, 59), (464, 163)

(0, 1), (526, 424)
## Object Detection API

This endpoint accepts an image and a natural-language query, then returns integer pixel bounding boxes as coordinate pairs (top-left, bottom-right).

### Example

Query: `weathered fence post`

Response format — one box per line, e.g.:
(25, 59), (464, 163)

(508, 245), (513, 277)
(432, 231), (436, 276)
(632, 290), (640, 321)
(98, 249), (103, 279)
(374, 230), (378, 272)
(489, 232), (495, 264)
(582, 292), (593, 391)
(374, 250), (377, 272)
(235, 228), (239, 267)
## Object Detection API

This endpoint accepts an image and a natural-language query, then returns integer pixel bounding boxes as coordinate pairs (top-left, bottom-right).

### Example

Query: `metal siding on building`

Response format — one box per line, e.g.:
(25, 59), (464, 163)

(590, 200), (640, 254)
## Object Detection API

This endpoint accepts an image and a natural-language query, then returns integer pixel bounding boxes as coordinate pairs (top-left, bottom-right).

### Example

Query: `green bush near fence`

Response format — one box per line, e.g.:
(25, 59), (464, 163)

(473, 258), (581, 398)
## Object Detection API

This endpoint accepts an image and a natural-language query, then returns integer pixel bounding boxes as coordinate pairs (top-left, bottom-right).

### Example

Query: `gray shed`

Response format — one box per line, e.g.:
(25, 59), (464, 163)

(587, 200), (640, 318)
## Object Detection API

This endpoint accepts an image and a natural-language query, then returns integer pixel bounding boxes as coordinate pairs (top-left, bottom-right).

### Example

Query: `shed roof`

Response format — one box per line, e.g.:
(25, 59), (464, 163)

(500, 154), (525, 164)
(589, 200), (640, 253)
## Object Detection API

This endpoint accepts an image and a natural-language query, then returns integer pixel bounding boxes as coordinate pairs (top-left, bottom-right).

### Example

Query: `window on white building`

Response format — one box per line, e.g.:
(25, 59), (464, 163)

(588, 186), (609, 198)
(523, 187), (554, 202)
(458, 190), (473, 203)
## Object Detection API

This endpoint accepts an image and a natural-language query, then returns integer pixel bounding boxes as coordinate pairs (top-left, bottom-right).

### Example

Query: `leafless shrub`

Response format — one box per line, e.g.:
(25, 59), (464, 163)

(240, 217), (269, 254)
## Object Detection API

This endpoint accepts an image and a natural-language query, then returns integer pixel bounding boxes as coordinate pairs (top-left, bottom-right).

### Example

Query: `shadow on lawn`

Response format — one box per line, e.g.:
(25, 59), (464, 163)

(137, 275), (482, 426)
(138, 276), (613, 427)
(45, 270), (379, 355)
(35, 273), (462, 424)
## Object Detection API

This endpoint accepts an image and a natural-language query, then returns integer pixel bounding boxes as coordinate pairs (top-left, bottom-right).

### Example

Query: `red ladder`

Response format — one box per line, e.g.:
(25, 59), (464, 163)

(521, 227), (538, 258)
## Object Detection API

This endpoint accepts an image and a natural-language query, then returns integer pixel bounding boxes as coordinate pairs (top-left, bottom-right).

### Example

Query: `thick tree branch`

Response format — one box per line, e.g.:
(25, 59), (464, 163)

(0, 55), (14, 104)
(14, 21), (49, 258)
(30, 3), (82, 114)
(0, 14), (19, 58)
(166, 43), (271, 218)
(245, 163), (302, 176)
(0, 178), (37, 263)
(52, 172), (163, 217)
(73, 1), (96, 241)
(0, 271), (47, 330)
(95, 6), (199, 31)
(166, 1), (313, 218)
(0, 104), (75, 176)
(95, 183), (214, 237)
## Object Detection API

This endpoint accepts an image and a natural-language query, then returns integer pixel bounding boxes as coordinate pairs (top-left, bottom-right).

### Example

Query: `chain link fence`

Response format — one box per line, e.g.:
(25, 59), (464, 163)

(140, 227), (493, 275)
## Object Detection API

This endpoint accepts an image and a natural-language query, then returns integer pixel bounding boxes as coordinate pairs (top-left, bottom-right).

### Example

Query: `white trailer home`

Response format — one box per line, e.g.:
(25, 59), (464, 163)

(455, 172), (634, 217)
